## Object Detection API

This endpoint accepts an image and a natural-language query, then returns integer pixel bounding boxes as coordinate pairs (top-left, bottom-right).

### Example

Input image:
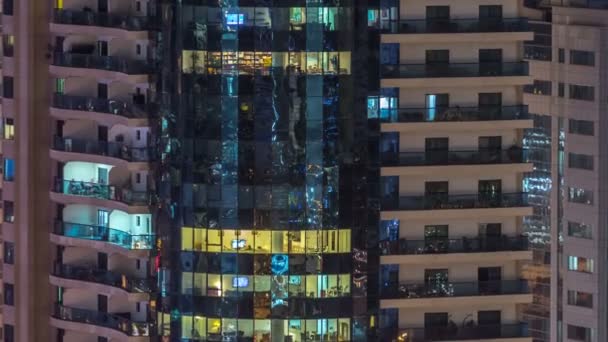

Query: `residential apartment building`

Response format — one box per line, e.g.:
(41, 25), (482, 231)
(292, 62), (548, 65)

(524, 2), (608, 341)
(375, 0), (535, 341)
(0, 0), (570, 341)
(45, 0), (157, 341)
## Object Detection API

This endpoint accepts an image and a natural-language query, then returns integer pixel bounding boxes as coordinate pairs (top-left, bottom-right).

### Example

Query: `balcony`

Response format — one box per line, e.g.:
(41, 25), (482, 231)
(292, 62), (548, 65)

(52, 178), (150, 209)
(382, 280), (529, 300)
(381, 62), (528, 79)
(380, 235), (528, 256)
(381, 62), (530, 88)
(380, 105), (533, 133)
(388, 323), (530, 341)
(52, 303), (153, 337)
(51, 93), (152, 125)
(52, 135), (154, 162)
(383, 193), (529, 211)
(382, 105), (529, 123)
(381, 193), (532, 221)
(51, 52), (152, 79)
(52, 9), (152, 31)
(53, 220), (154, 250)
(53, 263), (153, 293)
(381, 148), (527, 167)
(385, 18), (529, 34)
(380, 235), (532, 265)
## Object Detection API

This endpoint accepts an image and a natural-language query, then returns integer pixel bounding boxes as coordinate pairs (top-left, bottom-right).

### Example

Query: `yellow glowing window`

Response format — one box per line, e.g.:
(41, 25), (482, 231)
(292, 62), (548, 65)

(3, 118), (14, 140)
(180, 228), (351, 254)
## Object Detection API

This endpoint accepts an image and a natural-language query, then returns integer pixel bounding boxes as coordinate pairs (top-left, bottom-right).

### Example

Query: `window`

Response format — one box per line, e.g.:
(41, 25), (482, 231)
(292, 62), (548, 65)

(568, 187), (593, 205)
(524, 80), (551, 95)
(568, 153), (593, 170)
(3, 241), (14, 264)
(569, 84), (594, 101)
(2, 35), (14, 57)
(3, 201), (14, 223)
(3, 158), (14, 181)
(567, 324), (593, 342)
(136, 44), (142, 55)
(569, 119), (594, 136)
(2, 0), (13, 16)
(3, 118), (14, 140)
(567, 290), (593, 308)
(426, 6), (450, 20)
(3, 324), (13, 342)
(568, 256), (593, 273)
(558, 82), (564, 97)
(2, 76), (13, 99)
(558, 48), (565, 63)
(3, 283), (14, 306)
(568, 221), (592, 239)
(570, 50), (595, 66)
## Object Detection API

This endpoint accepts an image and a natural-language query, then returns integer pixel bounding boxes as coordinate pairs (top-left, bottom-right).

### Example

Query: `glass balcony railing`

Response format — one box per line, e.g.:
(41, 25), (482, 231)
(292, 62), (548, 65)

(381, 62), (529, 79)
(53, 220), (154, 250)
(384, 17), (529, 34)
(380, 235), (529, 255)
(52, 135), (155, 162)
(52, 93), (150, 119)
(382, 192), (529, 211)
(53, 263), (154, 293)
(53, 178), (151, 206)
(381, 280), (529, 299)
(381, 105), (529, 123)
(53, 9), (152, 31)
(386, 323), (530, 341)
(53, 303), (153, 337)
(53, 52), (152, 75)
(381, 148), (527, 167)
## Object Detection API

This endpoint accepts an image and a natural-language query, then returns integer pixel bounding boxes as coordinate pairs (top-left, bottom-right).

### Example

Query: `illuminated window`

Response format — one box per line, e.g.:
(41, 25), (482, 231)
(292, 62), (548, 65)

(3, 118), (14, 140)
(568, 255), (593, 273)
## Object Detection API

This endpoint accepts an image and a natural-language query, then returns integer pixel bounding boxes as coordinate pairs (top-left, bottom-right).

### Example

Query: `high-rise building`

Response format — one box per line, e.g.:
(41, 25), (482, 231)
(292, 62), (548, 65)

(15, 0), (608, 341)
(45, 0), (156, 341)
(153, 2), (377, 341)
(525, 1), (608, 341)
(374, 0), (535, 341)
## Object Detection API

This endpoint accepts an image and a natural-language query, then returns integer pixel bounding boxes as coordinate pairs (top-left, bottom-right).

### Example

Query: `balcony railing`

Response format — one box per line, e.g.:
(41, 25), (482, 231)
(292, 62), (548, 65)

(53, 135), (154, 162)
(381, 62), (529, 79)
(381, 280), (529, 299)
(53, 178), (150, 206)
(388, 323), (529, 341)
(53, 52), (152, 75)
(52, 93), (150, 118)
(53, 9), (152, 31)
(53, 263), (153, 293)
(381, 105), (529, 123)
(381, 148), (527, 167)
(53, 303), (153, 336)
(384, 17), (529, 34)
(380, 235), (528, 255)
(54, 220), (154, 250)
(382, 192), (529, 211)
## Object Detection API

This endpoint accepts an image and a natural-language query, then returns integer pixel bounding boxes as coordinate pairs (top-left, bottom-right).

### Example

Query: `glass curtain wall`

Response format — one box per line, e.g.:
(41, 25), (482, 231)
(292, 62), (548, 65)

(155, 1), (376, 341)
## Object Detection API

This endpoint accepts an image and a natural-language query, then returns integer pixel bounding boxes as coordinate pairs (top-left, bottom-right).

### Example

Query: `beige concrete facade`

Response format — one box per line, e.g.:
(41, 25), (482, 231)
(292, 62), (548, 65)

(524, 4), (608, 342)
(379, 0), (534, 340)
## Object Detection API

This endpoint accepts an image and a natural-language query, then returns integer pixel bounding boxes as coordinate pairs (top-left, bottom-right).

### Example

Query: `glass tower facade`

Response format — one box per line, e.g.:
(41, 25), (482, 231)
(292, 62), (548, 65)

(154, 1), (378, 341)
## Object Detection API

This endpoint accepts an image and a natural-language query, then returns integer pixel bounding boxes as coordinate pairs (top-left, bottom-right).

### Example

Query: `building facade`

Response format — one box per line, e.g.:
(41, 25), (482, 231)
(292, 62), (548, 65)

(153, 1), (377, 341)
(46, 0), (157, 341)
(525, 2), (608, 341)
(375, 0), (535, 341)
(11, 0), (605, 341)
